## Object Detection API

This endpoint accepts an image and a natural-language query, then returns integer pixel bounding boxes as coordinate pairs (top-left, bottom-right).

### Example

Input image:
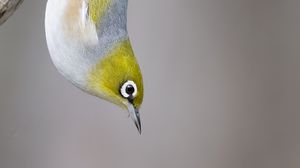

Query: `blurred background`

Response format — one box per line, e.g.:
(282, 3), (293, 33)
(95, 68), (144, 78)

(0, 0), (299, 168)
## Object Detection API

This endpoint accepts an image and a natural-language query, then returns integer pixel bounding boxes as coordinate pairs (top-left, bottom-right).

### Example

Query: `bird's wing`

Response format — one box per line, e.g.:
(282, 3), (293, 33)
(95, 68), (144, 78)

(81, 0), (129, 57)
(86, 0), (111, 27)
(84, 0), (128, 38)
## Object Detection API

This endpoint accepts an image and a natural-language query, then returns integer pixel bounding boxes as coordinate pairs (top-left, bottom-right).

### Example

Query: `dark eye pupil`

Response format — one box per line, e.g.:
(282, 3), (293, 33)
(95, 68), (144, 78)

(126, 85), (135, 95)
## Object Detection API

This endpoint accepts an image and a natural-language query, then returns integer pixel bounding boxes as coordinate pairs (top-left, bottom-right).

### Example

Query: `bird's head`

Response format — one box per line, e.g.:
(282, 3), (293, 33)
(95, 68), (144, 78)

(87, 39), (144, 133)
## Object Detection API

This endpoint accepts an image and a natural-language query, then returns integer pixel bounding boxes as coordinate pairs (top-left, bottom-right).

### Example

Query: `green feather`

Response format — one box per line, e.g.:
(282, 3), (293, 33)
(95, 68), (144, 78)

(87, 38), (144, 108)
(89, 0), (111, 25)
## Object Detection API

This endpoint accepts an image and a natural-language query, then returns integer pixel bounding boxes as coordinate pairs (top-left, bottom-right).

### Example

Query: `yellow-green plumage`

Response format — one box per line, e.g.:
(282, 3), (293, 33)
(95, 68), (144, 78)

(88, 38), (144, 109)
(89, 0), (111, 25)
(45, 0), (144, 133)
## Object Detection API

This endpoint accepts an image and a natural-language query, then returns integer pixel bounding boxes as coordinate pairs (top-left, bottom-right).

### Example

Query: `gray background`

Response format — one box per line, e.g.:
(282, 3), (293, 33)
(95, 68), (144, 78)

(0, 0), (300, 168)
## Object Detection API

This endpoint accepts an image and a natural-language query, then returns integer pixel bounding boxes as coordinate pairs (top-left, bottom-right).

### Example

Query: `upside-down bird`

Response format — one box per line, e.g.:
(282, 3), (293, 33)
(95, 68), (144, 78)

(45, 0), (144, 133)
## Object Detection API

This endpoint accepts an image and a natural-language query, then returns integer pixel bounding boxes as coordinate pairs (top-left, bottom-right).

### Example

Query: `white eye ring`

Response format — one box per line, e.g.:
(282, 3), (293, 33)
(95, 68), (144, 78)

(120, 80), (138, 98)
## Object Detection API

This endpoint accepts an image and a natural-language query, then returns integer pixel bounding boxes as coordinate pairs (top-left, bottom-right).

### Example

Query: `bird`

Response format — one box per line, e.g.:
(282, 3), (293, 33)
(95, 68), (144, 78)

(45, 0), (144, 133)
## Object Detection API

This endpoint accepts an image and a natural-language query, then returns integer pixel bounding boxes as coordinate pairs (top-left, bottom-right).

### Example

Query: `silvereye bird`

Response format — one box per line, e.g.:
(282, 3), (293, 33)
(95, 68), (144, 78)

(45, 0), (144, 133)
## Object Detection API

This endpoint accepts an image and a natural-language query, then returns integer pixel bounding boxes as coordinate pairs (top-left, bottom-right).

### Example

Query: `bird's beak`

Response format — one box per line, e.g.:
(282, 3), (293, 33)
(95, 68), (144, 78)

(127, 103), (141, 134)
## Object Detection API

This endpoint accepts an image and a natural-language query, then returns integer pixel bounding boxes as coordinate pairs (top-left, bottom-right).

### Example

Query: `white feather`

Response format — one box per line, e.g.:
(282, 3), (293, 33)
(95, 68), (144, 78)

(45, 0), (128, 91)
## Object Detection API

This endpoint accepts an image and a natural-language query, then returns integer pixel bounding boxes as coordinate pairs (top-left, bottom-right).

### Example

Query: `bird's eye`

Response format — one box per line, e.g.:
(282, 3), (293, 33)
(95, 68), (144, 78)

(120, 80), (137, 98)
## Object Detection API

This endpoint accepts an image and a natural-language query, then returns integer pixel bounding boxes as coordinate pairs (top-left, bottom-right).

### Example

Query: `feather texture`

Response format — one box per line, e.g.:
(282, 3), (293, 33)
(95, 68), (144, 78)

(88, 38), (143, 108)
(88, 0), (111, 26)
(45, 0), (143, 109)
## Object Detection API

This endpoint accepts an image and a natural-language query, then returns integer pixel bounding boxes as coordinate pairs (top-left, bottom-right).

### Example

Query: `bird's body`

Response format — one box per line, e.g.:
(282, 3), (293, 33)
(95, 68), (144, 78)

(45, 0), (143, 133)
